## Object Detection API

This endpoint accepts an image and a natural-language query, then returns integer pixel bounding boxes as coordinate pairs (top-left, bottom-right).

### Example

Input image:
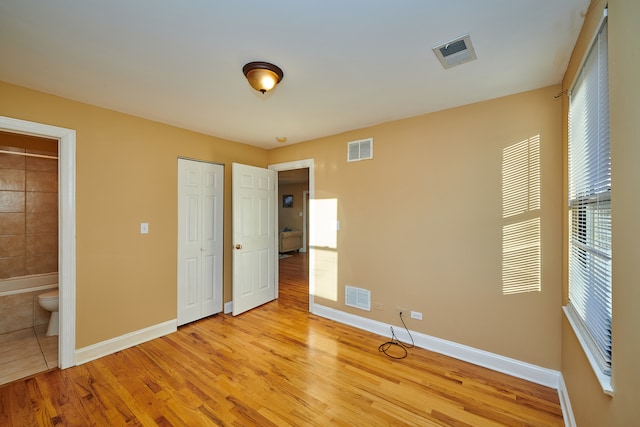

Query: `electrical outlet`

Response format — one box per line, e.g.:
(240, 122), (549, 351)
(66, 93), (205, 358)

(396, 308), (407, 316)
(410, 311), (423, 320)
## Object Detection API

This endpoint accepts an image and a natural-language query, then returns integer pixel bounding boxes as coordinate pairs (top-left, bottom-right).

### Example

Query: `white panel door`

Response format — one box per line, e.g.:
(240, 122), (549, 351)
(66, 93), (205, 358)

(178, 159), (223, 326)
(232, 163), (277, 315)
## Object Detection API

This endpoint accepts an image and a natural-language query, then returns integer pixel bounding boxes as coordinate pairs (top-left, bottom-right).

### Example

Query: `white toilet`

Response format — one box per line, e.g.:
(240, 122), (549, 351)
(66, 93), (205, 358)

(38, 289), (59, 336)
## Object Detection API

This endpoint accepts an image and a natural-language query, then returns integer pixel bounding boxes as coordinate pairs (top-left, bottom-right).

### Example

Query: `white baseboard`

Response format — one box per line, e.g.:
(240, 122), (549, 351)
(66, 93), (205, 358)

(558, 374), (576, 427)
(224, 301), (233, 314)
(75, 319), (177, 365)
(311, 303), (561, 389)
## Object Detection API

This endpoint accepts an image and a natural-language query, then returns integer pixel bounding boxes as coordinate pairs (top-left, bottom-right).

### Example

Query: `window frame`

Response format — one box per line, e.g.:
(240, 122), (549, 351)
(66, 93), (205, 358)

(563, 12), (613, 395)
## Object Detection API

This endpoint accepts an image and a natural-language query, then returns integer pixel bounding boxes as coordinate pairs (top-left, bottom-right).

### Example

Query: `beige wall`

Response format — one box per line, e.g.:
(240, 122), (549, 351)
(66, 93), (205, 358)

(278, 181), (308, 233)
(2, 79), (562, 367)
(0, 81), (268, 348)
(269, 85), (563, 369)
(561, 0), (640, 425)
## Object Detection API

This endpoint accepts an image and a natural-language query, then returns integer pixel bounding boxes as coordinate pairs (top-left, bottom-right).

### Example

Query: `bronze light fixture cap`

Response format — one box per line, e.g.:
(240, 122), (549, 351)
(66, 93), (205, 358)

(243, 61), (284, 94)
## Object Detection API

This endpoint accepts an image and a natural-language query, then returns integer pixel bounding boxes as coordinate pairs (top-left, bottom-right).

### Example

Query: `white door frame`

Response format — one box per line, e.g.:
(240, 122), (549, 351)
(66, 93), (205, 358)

(268, 159), (314, 311)
(301, 190), (309, 253)
(0, 116), (76, 369)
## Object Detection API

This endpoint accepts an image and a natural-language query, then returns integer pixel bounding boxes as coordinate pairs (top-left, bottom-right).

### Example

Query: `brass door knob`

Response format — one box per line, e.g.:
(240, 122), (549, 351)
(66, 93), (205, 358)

(235, 244), (242, 249)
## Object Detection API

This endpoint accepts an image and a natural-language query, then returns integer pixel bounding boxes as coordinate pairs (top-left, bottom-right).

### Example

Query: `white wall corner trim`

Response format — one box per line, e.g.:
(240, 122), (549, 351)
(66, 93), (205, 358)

(75, 320), (177, 365)
(311, 304), (561, 389)
(558, 374), (577, 427)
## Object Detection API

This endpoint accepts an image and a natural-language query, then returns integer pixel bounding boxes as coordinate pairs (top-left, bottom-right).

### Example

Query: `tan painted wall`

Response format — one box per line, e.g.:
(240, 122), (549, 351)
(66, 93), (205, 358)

(561, 0), (640, 425)
(0, 81), (267, 348)
(269, 85), (563, 369)
(278, 181), (308, 233)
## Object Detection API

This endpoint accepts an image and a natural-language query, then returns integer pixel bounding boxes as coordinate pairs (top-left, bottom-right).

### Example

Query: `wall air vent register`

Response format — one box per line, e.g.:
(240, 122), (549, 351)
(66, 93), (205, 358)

(347, 137), (373, 162)
(345, 285), (371, 311)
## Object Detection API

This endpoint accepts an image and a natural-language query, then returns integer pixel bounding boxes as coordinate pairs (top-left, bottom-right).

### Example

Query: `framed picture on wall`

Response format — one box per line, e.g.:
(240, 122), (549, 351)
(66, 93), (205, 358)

(283, 195), (293, 208)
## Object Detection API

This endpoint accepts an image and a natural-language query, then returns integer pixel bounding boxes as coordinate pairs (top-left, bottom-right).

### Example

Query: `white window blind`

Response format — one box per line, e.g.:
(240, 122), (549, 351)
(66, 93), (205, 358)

(567, 18), (611, 376)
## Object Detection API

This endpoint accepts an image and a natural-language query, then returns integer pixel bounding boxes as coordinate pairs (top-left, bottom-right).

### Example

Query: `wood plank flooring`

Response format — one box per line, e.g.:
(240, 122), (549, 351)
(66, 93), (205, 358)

(0, 252), (564, 426)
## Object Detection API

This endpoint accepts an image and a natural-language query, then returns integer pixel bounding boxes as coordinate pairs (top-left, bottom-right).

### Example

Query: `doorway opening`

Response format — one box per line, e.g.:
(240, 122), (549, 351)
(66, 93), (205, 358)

(277, 168), (309, 254)
(0, 131), (59, 384)
(269, 159), (314, 311)
(0, 116), (76, 371)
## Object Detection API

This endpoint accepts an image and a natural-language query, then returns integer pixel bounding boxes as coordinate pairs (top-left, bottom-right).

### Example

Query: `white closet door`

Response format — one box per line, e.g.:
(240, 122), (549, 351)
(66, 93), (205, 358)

(178, 159), (223, 326)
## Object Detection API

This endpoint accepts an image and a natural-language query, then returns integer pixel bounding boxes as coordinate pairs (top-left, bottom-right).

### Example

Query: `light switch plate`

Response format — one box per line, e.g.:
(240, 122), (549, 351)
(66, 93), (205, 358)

(140, 222), (149, 234)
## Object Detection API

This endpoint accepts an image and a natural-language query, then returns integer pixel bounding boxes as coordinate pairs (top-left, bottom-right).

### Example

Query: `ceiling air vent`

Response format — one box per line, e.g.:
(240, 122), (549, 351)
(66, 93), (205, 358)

(347, 137), (373, 162)
(432, 34), (477, 69)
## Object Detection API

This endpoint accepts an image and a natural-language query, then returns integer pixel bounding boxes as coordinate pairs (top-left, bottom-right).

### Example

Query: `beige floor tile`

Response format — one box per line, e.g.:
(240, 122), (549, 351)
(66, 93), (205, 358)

(0, 326), (56, 385)
(0, 328), (47, 385)
(0, 351), (48, 385)
(35, 324), (58, 368)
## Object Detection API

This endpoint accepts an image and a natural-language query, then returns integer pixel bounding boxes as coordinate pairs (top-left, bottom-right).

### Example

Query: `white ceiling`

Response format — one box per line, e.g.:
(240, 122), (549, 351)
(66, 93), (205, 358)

(0, 1), (590, 149)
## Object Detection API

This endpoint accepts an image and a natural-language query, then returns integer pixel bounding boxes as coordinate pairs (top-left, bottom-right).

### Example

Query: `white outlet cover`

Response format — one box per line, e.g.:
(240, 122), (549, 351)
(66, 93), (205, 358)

(140, 222), (149, 234)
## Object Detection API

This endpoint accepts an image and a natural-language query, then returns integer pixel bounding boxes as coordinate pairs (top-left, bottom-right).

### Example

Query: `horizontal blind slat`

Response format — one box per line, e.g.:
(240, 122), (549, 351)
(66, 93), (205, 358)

(567, 19), (611, 374)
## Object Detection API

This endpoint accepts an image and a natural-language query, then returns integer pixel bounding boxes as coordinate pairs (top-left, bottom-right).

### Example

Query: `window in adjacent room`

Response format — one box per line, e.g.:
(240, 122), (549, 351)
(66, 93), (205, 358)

(565, 14), (612, 394)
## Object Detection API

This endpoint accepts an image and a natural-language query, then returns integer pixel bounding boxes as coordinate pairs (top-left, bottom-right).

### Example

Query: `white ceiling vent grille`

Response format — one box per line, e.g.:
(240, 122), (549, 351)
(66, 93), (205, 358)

(345, 285), (371, 311)
(432, 34), (477, 69)
(347, 137), (373, 162)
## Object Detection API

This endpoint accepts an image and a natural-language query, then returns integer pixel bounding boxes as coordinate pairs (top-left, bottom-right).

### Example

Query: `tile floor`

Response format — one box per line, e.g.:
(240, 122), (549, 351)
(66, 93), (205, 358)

(0, 325), (58, 386)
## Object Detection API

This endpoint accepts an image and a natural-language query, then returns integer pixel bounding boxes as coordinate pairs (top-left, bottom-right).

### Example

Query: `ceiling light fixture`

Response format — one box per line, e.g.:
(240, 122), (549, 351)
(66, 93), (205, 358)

(243, 61), (284, 94)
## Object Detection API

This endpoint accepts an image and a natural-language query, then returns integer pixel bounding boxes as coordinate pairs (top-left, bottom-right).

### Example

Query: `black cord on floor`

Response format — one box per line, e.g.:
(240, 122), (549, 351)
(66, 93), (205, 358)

(378, 311), (415, 359)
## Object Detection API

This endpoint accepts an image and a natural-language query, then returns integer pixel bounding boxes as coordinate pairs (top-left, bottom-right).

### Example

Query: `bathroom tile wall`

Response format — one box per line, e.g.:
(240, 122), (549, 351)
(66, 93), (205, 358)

(0, 131), (58, 280)
(0, 290), (50, 335)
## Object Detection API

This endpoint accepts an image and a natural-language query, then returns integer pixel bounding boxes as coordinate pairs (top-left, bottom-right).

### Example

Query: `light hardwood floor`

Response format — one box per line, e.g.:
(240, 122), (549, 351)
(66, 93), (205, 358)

(0, 253), (564, 426)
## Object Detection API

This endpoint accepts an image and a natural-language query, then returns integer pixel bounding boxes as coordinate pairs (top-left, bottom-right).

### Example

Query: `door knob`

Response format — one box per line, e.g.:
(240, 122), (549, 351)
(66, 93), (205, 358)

(235, 244), (242, 249)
